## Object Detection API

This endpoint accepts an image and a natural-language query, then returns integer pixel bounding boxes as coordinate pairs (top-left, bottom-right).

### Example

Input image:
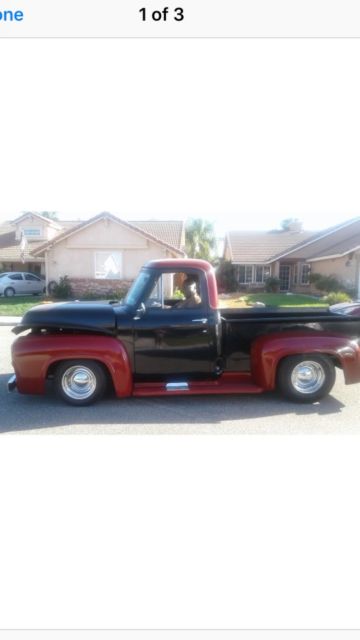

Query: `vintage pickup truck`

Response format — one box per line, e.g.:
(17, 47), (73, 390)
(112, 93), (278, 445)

(8, 258), (360, 405)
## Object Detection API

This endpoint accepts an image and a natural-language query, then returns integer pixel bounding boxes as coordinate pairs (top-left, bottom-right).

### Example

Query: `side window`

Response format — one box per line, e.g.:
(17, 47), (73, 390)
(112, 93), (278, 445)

(145, 277), (163, 308)
(9, 273), (23, 281)
(25, 273), (40, 281)
(145, 272), (203, 310)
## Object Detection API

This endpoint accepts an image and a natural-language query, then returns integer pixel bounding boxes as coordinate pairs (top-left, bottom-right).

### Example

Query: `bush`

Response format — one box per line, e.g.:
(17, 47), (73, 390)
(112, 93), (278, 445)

(324, 291), (351, 305)
(172, 287), (185, 300)
(106, 286), (129, 300)
(52, 276), (73, 300)
(216, 260), (238, 292)
(309, 273), (343, 293)
(264, 277), (280, 293)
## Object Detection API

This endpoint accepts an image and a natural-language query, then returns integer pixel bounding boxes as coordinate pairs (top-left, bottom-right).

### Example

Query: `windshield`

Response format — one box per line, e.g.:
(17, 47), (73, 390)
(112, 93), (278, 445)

(124, 270), (154, 307)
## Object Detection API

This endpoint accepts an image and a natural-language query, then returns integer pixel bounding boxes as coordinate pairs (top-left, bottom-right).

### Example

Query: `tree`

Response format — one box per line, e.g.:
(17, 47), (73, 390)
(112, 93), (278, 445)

(280, 218), (302, 231)
(40, 211), (59, 221)
(185, 218), (217, 262)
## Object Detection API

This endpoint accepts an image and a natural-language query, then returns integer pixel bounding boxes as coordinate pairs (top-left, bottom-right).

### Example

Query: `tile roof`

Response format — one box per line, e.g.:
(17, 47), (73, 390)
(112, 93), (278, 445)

(226, 218), (360, 264)
(226, 230), (315, 264)
(0, 230), (44, 263)
(132, 220), (185, 251)
(31, 213), (186, 257)
(283, 218), (360, 260)
(0, 215), (185, 262)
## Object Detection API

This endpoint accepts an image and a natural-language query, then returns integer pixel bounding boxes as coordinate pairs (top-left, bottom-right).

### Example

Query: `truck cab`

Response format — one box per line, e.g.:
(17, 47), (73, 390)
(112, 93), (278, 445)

(122, 259), (221, 379)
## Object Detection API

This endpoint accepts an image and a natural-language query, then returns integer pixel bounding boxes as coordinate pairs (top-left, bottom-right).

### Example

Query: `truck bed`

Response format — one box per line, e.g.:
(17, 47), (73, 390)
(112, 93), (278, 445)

(220, 306), (360, 371)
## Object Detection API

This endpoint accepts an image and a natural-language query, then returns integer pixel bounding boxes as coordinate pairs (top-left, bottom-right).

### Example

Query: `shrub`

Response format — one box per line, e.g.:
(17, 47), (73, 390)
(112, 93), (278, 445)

(264, 277), (280, 293)
(325, 291), (351, 305)
(106, 286), (129, 300)
(52, 276), (73, 300)
(309, 273), (343, 293)
(172, 287), (185, 300)
(216, 260), (238, 292)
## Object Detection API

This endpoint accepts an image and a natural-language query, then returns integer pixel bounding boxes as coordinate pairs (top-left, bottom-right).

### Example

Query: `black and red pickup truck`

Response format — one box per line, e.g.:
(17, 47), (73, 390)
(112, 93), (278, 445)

(8, 258), (360, 405)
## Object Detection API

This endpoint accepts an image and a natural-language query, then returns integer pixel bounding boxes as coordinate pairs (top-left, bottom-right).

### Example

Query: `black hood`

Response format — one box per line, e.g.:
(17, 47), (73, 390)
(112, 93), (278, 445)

(13, 301), (119, 335)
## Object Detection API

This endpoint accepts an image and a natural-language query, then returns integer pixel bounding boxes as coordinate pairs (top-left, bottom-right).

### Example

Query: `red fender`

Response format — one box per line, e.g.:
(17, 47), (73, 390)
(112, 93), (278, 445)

(250, 331), (360, 390)
(11, 334), (132, 397)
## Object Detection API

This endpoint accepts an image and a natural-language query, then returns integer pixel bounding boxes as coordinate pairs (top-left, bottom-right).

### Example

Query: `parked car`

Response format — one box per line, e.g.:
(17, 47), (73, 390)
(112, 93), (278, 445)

(330, 302), (360, 316)
(0, 272), (45, 297)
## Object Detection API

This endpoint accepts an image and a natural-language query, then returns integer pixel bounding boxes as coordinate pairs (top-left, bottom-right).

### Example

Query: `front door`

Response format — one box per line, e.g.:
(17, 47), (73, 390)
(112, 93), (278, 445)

(279, 264), (291, 291)
(134, 306), (217, 378)
(132, 269), (218, 379)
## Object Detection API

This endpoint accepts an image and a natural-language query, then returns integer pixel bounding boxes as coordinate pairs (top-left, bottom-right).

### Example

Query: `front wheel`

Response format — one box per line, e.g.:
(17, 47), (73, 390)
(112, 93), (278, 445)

(277, 354), (335, 403)
(54, 360), (107, 406)
(4, 287), (15, 297)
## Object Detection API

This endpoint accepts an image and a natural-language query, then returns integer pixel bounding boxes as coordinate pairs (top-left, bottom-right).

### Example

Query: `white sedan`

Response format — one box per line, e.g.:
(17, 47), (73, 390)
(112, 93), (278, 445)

(0, 272), (45, 297)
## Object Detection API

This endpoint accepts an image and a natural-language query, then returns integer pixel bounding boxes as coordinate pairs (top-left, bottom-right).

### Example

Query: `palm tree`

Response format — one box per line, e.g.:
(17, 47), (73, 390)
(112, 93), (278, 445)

(185, 218), (217, 262)
(40, 211), (59, 221)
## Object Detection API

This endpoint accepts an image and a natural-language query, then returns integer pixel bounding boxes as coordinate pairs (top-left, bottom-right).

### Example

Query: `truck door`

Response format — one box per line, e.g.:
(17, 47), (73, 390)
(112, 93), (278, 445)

(133, 270), (219, 378)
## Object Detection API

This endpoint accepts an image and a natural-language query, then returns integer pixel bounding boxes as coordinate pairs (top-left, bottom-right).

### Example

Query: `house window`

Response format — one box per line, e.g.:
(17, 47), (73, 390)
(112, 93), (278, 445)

(238, 265), (270, 284)
(23, 228), (42, 237)
(238, 265), (253, 284)
(255, 265), (271, 283)
(95, 251), (122, 279)
(300, 263), (311, 285)
(293, 264), (298, 285)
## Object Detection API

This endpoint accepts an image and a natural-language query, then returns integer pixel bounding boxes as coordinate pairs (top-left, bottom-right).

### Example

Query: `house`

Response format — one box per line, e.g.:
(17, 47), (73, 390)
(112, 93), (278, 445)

(32, 212), (185, 296)
(0, 212), (186, 296)
(224, 218), (360, 296)
(0, 212), (64, 275)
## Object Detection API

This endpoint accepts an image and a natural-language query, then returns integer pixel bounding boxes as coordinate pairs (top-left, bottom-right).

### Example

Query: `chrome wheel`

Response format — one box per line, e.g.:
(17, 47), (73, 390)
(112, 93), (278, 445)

(277, 354), (335, 403)
(290, 360), (326, 394)
(61, 365), (97, 400)
(55, 360), (107, 405)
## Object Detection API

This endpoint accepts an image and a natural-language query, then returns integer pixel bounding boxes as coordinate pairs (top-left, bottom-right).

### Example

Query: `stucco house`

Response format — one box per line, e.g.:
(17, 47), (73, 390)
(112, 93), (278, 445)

(224, 218), (360, 297)
(0, 212), (186, 295)
(0, 212), (64, 275)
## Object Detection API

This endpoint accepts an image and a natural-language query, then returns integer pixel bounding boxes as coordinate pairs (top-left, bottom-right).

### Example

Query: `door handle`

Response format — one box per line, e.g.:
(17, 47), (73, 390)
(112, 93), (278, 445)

(191, 318), (208, 324)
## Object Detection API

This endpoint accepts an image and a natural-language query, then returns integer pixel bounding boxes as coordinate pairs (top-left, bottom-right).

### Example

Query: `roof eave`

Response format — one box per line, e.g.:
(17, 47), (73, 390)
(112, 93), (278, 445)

(307, 244), (360, 262)
(31, 213), (186, 257)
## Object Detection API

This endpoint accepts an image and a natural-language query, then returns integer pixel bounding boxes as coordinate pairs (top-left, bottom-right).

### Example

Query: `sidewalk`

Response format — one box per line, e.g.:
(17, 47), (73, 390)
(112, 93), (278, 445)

(0, 316), (21, 326)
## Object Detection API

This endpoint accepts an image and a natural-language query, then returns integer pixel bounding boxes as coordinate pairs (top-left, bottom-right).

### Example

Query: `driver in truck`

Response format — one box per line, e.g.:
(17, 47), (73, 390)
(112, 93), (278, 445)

(175, 276), (202, 308)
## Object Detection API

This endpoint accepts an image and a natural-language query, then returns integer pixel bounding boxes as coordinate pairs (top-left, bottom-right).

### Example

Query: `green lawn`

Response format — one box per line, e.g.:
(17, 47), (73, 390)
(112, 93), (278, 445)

(1, 292), (329, 317)
(244, 293), (327, 307)
(219, 292), (328, 308)
(0, 296), (49, 316)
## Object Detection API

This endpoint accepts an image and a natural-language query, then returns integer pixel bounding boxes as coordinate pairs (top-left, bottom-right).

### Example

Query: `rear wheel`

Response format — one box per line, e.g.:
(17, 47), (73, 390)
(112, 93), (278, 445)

(277, 354), (335, 403)
(4, 287), (15, 298)
(54, 360), (107, 406)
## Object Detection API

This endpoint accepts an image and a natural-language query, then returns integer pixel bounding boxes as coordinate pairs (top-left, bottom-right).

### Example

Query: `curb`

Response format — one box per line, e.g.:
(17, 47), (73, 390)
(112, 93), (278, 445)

(0, 317), (21, 326)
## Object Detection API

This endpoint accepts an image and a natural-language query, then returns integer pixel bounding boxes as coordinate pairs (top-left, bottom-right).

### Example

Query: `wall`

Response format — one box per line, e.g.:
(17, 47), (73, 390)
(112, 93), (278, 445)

(45, 218), (178, 295)
(308, 255), (357, 292)
(15, 215), (58, 242)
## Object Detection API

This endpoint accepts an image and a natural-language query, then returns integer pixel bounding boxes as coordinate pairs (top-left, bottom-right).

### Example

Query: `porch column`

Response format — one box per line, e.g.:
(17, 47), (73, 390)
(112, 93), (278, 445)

(272, 261), (280, 277)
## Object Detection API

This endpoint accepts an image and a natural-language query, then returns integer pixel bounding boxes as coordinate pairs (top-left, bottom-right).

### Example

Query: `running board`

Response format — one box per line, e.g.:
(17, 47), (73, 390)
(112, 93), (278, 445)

(166, 382), (189, 391)
(133, 373), (263, 397)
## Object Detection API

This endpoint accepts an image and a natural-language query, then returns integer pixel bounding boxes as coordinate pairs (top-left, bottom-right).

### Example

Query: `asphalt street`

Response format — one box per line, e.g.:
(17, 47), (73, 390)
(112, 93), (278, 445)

(1, 325), (360, 435)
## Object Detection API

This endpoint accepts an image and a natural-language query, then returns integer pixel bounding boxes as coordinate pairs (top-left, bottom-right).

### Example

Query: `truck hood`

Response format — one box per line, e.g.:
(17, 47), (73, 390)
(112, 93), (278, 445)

(12, 301), (122, 335)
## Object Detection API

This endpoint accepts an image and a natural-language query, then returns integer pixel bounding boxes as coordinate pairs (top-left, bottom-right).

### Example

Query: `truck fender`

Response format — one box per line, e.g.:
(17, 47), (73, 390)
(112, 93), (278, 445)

(250, 331), (360, 390)
(11, 333), (133, 397)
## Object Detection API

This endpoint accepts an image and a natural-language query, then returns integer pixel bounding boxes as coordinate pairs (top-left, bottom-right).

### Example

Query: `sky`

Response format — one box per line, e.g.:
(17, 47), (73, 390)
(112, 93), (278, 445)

(1, 39), (360, 238)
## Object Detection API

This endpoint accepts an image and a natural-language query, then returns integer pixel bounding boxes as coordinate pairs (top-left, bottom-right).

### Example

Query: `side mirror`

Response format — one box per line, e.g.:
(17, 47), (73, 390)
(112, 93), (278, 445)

(134, 302), (146, 319)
